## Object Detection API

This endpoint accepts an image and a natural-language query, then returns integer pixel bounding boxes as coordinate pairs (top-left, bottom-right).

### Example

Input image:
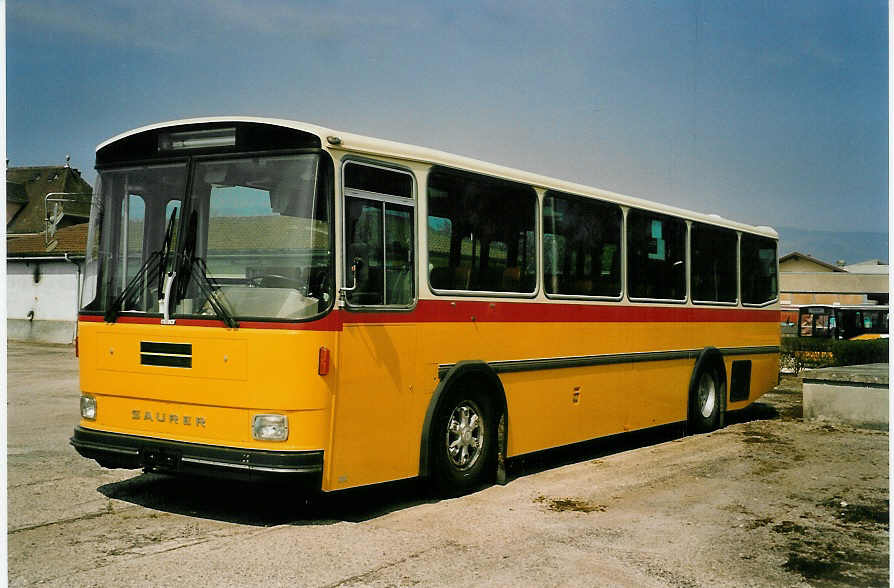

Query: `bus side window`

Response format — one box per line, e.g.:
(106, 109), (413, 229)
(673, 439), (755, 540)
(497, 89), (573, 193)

(627, 210), (686, 301)
(543, 191), (621, 298)
(690, 223), (737, 303)
(427, 168), (536, 294)
(741, 235), (778, 305)
(343, 161), (415, 307)
(345, 199), (384, 305)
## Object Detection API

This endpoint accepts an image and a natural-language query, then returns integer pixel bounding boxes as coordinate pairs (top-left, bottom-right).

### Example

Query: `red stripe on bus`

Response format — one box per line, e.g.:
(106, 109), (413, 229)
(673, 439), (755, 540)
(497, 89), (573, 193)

(341, 300), (779, 324)
(79, 314), (105, 322)
(77, 313), (341, 331)
(80, 301), (778, 331)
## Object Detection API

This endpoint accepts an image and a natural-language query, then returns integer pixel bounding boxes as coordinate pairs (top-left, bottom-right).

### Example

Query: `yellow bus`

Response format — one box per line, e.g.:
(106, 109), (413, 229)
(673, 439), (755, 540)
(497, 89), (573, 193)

(72, 117), (780, 493)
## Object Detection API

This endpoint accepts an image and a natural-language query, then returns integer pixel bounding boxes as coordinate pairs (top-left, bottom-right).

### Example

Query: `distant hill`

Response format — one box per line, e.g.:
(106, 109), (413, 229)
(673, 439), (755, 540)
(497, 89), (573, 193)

(776, 227), (888, 265)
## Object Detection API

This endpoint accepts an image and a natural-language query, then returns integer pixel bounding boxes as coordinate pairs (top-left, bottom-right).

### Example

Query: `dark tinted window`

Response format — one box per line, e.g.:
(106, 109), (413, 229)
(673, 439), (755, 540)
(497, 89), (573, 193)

(627, 210), (686, 300)
(428, 169), (536, 293)
(543, 191), (621, 297)
(345, 162), (412, 198)
(741, 234), (778, 304)
(691, 224), (737, 303)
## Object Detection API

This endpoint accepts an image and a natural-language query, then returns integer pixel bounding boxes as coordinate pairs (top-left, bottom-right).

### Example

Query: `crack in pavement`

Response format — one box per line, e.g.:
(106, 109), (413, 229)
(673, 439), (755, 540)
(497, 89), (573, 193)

(23, 538), (215, 586)
(8, 503), (139, 534)
(321, 540), (466, 587)
(7, 477), (67, 489)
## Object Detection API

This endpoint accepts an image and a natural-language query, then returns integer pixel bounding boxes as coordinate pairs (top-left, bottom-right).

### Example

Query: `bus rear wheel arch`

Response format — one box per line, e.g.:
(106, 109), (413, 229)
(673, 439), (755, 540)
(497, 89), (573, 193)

(688, 348), (727, 434)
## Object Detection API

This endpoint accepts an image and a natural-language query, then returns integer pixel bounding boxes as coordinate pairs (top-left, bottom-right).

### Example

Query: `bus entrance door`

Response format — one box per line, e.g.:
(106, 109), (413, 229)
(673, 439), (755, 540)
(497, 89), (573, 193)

(329, 323), (418, 490)
(328, 161), (418, 490)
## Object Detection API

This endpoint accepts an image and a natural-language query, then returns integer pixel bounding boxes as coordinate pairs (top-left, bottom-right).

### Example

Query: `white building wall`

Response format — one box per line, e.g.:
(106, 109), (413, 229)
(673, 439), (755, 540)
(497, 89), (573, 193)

(7, 259), (83, 344)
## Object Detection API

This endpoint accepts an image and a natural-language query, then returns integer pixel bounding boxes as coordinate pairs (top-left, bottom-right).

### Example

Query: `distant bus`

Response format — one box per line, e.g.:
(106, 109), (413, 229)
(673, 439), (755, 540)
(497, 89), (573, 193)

(798, 305), (889, 340)
(71, 117), (780, 493)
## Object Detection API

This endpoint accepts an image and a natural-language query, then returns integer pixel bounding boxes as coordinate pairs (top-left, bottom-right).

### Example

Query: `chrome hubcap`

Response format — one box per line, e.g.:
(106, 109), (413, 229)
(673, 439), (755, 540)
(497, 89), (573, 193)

(698, 372), (716, 419)
(446, 401), (483, 471)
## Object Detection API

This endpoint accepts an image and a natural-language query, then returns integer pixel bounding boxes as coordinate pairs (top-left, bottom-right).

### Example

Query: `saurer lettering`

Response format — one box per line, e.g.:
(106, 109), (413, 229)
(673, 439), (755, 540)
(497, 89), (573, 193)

(132, 410), (206, 427)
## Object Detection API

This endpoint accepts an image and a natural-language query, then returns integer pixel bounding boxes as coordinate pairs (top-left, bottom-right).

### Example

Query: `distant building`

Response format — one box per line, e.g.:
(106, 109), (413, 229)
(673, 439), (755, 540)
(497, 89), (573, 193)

(843, 259), (889, 275)
(6, 181), (28, 225)
(7, 164), (92, 234)
(779, 251), (889, 325)
(779, 251), (847, 275)
(6, 163), (93, 344)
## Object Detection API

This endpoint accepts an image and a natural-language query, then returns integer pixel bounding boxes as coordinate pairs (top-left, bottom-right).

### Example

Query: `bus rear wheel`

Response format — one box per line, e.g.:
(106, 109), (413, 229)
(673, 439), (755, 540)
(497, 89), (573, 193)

(431, 386), (496, 494)
(689, 363), (722, 433)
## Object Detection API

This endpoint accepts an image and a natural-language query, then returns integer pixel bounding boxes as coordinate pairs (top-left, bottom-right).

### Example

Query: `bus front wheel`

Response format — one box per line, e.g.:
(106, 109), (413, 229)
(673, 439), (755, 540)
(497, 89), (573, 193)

(431, 386), (496, 494)
(688, 363), (723, 433)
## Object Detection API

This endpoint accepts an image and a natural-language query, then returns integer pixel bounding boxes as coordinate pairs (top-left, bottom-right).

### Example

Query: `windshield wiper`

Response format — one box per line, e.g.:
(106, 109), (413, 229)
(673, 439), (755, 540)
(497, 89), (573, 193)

(105, 208), (238, 329)
(105, 208), (178, 323)
(104, 251), (164, 323)
(169, 210), (239, 329)
(157, 206), (178, 302)
(173, 254), (239, 329)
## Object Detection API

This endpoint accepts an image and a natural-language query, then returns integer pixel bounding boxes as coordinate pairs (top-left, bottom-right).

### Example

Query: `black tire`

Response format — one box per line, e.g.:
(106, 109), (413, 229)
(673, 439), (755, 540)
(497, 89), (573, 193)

(688, 362), (723, 433)
(431, 383), (497, 494)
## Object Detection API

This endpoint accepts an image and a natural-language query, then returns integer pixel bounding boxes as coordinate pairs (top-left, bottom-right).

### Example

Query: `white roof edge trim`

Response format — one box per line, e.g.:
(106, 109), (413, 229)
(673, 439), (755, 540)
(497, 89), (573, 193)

(95, 116), (778, 239)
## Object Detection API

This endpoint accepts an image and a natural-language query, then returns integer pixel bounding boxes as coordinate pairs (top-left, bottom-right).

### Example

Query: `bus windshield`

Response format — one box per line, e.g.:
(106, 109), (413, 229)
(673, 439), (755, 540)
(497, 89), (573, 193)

(82, 153), (333, 321)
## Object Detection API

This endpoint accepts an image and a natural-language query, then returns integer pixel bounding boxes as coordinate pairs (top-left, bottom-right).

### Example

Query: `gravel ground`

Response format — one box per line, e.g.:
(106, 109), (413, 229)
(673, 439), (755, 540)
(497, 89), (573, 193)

(7, 343), (889, 587)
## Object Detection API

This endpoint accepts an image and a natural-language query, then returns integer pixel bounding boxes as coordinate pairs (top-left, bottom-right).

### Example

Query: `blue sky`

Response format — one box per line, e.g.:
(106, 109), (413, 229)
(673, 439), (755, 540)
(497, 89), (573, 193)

(7, 1), (888, 234)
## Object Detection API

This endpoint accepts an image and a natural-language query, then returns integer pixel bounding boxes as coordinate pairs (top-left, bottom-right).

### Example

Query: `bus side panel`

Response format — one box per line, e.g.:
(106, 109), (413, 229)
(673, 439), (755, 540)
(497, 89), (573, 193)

(417, 317), (778, 460)
(623, 360), (691, 432)
(328, 323), (418, 490)
(502, 364), (629, 457)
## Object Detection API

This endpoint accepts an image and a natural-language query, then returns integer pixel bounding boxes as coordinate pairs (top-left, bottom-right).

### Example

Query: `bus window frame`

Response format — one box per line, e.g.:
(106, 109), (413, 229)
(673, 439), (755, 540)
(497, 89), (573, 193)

(425, 166), (540, 300)
(341, 157), (418, 312)
(625, 207), (689, 305)
(689, 223), (739, 307)
(740, 232), (780, 308)
(541, 190), (623, 303)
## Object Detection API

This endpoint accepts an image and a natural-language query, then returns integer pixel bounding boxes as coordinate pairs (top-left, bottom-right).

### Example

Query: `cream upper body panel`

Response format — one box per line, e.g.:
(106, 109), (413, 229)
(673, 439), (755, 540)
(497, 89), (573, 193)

(97, 116), (777, 240)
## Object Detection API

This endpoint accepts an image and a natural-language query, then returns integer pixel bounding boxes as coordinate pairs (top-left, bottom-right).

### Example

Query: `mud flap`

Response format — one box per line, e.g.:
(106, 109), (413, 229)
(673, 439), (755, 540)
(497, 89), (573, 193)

(496, 412), (507, 485)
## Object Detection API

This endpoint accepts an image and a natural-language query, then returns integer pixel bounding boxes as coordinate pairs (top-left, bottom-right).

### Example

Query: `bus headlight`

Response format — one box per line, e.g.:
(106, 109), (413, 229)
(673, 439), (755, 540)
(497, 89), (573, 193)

(252, 414), (288, 441)
(80, 395), (97, 420)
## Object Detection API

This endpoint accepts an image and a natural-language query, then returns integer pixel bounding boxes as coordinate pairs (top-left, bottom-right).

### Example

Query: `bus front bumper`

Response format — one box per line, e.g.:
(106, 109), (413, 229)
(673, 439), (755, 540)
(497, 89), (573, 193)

(70, 426), (324, 485)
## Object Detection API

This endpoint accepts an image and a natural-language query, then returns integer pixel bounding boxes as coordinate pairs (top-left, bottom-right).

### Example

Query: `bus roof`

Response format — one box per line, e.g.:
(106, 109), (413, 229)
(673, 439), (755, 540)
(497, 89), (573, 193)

(97, 116), (779, 239)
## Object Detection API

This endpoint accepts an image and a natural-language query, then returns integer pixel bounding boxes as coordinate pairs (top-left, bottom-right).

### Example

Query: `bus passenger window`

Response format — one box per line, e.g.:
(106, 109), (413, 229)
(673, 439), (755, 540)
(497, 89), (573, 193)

(427, 168), (536, 294)
(543, 191), (621, 298)
(741, 234), (778, 305)
(691, 223), (737, 303)
(627, 210), (686, 301)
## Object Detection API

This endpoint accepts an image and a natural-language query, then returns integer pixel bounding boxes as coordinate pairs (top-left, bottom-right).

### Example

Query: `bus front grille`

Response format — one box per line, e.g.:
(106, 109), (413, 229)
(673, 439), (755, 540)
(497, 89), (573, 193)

(140, 342), (192, 368)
